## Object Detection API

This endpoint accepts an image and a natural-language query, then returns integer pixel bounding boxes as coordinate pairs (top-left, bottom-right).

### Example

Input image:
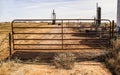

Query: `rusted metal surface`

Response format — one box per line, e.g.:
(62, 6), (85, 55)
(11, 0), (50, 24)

(9, 33), (12, 56)
(112, 20), (115, 38)
(11, 19), (112, 52)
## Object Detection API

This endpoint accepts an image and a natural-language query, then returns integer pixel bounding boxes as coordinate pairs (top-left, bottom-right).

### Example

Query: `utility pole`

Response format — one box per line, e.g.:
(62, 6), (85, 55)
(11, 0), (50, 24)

(117, 0), (120, 34)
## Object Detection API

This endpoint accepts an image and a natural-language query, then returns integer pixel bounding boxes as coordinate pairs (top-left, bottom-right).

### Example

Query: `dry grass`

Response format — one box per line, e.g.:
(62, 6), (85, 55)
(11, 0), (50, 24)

(53, 52), (76, 69)
(0, 22), (11, 60)
(0, 59), (22, 75)
(0, 59), (112, 75)
(0, 22), (11, 32)
(105, 39), (120, 75)
(0, 21), (113, 75)
(0, 22), (53, 59)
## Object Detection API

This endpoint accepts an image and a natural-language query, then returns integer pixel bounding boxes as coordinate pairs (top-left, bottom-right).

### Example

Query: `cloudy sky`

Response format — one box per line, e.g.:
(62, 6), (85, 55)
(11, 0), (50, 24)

(0, 0), (117, 22)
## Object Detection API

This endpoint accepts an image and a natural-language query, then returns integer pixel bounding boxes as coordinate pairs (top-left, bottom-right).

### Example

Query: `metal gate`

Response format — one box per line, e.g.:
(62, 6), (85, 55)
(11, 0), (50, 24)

(10, 19), (113, 53)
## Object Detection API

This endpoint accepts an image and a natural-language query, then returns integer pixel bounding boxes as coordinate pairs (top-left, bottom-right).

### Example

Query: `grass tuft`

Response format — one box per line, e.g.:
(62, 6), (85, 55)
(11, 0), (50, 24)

(105, 39), (120, 75)
(53, 52), (76, 69)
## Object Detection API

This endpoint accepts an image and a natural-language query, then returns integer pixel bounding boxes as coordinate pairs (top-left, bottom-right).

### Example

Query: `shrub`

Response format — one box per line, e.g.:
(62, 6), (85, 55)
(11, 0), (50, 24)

(105, 39), (120, 75)
(53, 52), (76, 69)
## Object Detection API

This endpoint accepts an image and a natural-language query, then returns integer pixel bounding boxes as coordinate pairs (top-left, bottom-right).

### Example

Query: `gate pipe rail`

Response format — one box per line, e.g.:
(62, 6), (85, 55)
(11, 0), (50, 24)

(11, 19), (113, 52)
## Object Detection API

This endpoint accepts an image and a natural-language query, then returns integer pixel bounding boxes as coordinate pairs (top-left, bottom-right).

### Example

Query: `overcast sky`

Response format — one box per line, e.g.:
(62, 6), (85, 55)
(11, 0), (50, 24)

(0, 0), (117, 22)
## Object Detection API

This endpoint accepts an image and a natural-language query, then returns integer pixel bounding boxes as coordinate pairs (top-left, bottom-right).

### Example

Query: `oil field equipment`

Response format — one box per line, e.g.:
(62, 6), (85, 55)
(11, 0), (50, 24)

(52, 9), (56, 25)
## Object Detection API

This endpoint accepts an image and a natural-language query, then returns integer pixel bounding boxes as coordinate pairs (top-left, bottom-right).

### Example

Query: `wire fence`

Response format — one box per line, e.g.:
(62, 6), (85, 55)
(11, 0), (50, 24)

(0, 33), (10, 66)
(0, 33), (9, 52)
(0, 33), (9, 60)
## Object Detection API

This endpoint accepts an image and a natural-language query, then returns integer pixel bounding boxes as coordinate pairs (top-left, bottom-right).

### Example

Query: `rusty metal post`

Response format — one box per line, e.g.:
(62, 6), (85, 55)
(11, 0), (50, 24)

(9, 33), (12, 57)
(109, 21), (112, 46)
(62, 20), (63, 49)
(112, 20), (115, 38)
(11, 21), (14, 51)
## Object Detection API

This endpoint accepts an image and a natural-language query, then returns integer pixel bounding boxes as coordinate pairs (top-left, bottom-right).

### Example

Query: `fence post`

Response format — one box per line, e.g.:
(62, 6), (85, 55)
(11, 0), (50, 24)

(62, 20), (63, 49)
(9, 33), (12, 57)
(112, 20), (115, 38)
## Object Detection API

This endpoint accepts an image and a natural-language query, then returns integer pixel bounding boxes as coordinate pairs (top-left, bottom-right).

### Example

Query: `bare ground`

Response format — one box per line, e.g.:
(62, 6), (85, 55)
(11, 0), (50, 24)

(6, 61), (111, 75)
